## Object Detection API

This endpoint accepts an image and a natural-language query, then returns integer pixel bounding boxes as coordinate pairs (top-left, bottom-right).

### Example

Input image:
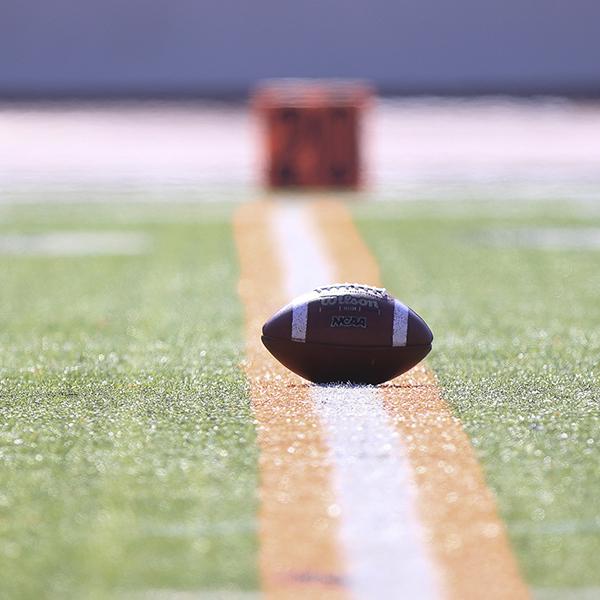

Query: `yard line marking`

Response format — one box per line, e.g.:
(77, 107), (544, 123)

(381, 368), (531, 600)
(272, 201), (332, 293)
(272, 201), (440, 599)
(234, 201), (347, 600)
(314, 197), (530, 600)
(238, 197), (530, 599)
(314, 385), (438, 599)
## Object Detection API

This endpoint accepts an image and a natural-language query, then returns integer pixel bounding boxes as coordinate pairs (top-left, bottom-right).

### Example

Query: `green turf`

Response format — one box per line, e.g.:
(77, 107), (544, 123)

(3, 196), (600, 597)
(353, 198), (600, 590)
(0, 203), (258, 599)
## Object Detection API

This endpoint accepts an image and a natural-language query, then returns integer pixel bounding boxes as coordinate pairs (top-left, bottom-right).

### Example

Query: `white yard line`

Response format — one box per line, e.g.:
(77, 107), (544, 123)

(270, 200), (440, 600)
(314, 385), (438, 599)
(0, 231), (150, 256)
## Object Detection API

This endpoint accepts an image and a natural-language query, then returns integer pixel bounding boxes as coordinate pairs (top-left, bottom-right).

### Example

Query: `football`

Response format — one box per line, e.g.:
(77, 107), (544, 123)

(261, 283), (433, 384)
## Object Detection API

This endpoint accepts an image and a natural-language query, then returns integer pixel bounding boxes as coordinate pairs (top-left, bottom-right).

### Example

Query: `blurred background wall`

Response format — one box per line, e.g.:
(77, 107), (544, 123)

(2, 0), (600, 97)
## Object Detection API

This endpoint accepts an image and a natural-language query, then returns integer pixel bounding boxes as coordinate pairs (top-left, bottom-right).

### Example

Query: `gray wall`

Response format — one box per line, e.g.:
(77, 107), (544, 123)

(2, 0), (600, 96)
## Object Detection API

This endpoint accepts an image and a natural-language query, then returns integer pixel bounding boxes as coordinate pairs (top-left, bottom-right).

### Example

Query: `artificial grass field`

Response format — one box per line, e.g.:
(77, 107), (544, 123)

(0, 203), (257, 599)
(1, 198), (599, 598)
(354, 199), (600, 595)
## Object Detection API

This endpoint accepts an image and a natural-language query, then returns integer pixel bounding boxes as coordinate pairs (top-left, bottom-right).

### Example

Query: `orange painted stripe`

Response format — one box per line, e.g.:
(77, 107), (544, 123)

(234, 201), (347, 600)
(313, 197), (530, 600)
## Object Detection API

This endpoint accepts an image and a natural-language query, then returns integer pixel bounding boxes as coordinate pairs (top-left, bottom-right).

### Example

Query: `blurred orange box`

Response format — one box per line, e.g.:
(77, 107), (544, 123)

(253, 79), (373, 190)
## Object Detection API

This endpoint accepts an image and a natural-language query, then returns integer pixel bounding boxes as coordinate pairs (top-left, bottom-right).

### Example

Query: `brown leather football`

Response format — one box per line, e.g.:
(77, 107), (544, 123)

(261, 283), (433, 384)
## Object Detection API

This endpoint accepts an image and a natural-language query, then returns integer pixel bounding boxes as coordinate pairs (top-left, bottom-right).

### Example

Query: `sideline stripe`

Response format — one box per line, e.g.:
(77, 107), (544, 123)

(313, 198), (530, 600)
(272, 202), (439, 599)
(234, 202), (347, 600)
